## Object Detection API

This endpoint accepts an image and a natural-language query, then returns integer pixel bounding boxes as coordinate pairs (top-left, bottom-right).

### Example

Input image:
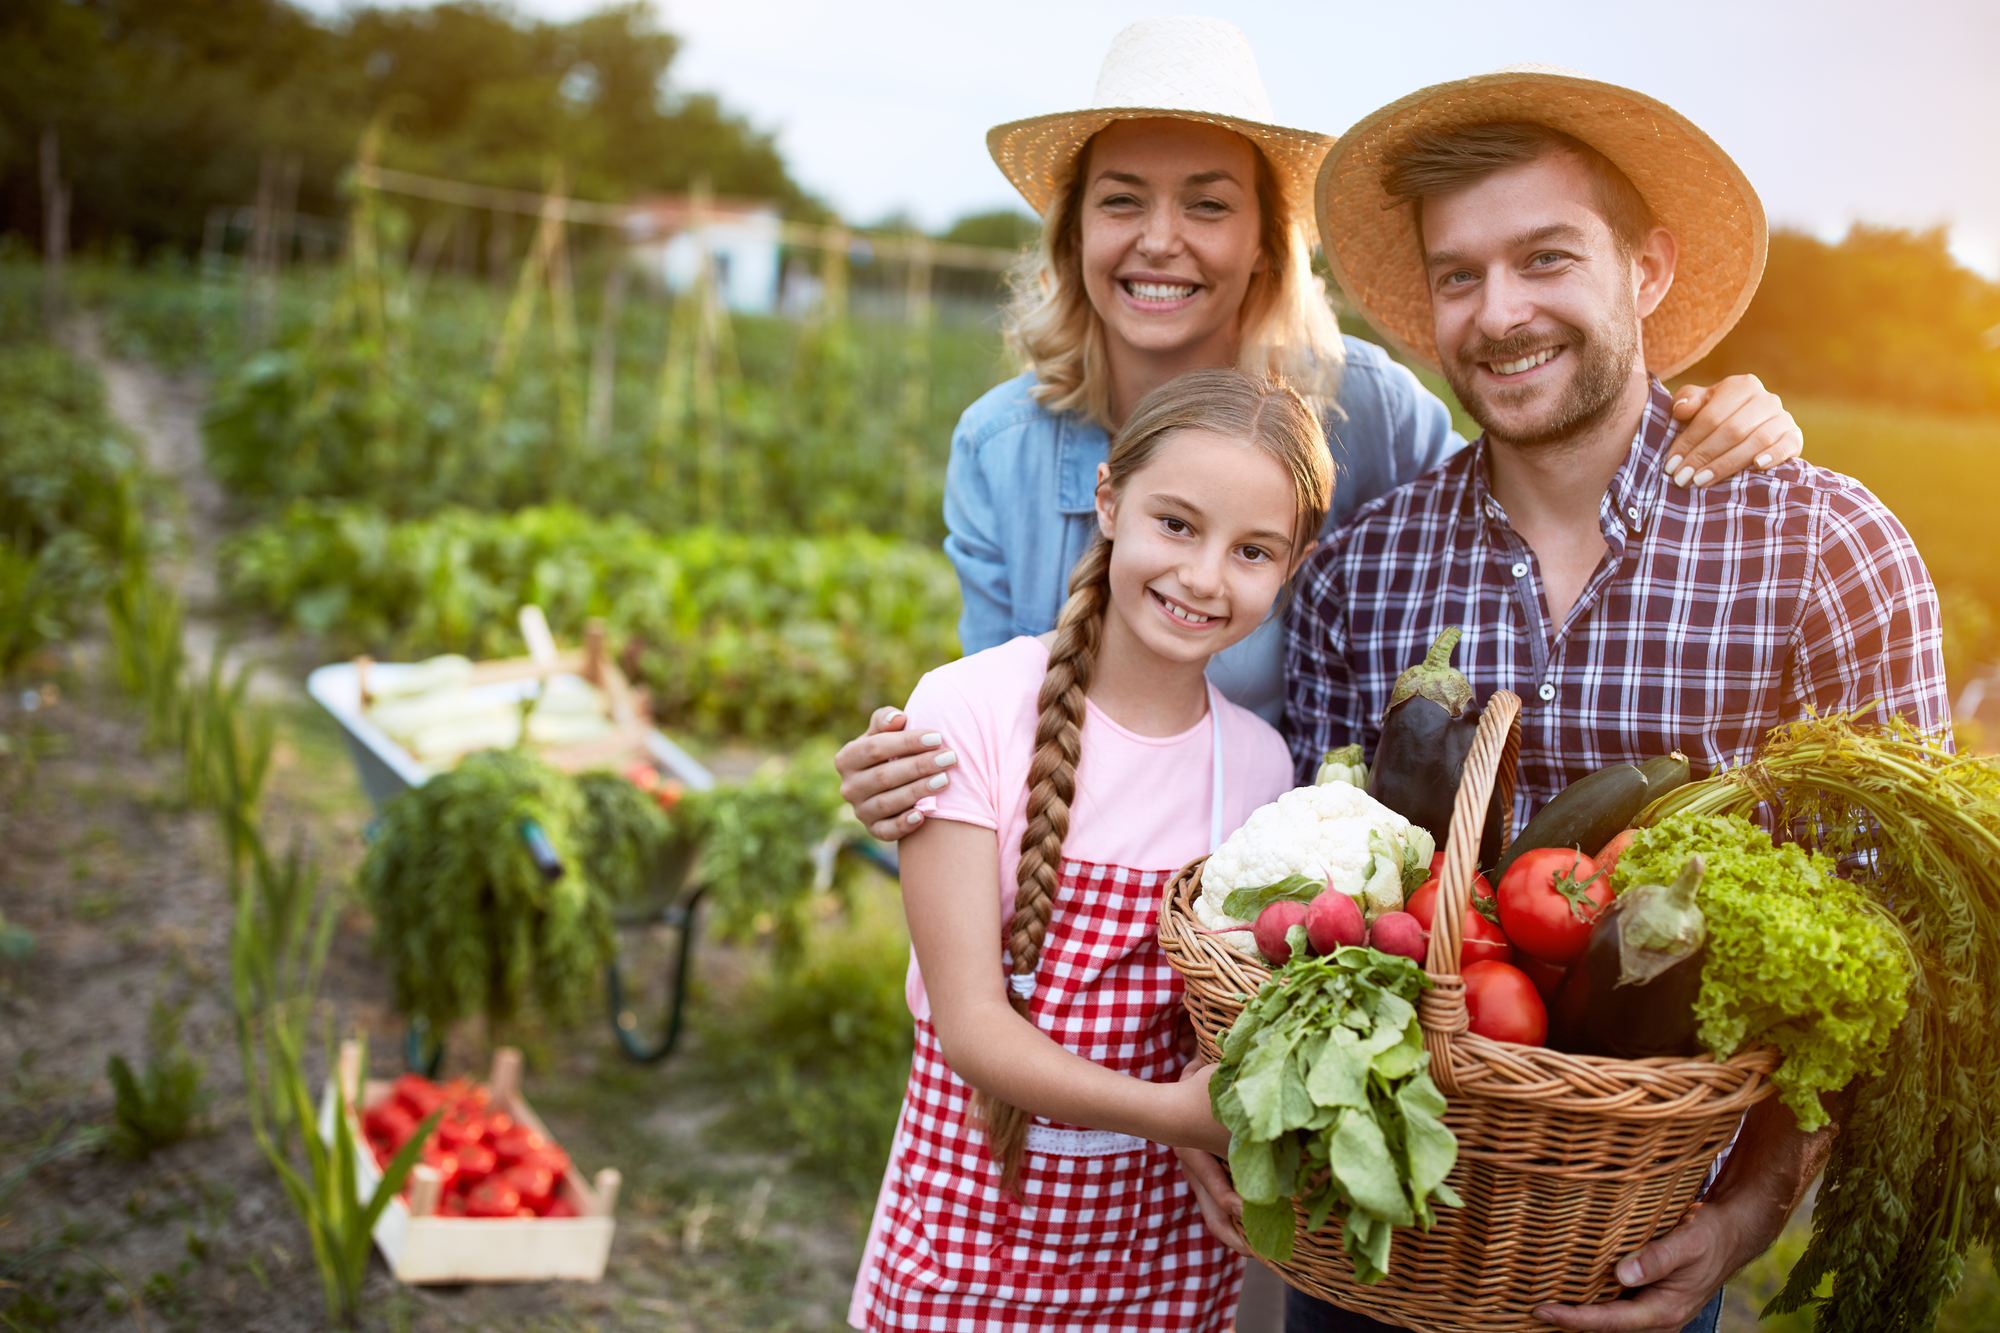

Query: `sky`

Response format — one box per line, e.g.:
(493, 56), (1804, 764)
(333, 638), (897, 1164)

(316, 0), (2000, 276)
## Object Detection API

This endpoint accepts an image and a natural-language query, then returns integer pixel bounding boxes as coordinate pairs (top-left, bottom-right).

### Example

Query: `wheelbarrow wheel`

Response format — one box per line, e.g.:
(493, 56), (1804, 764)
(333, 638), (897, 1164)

(606, 885), (707, 1063)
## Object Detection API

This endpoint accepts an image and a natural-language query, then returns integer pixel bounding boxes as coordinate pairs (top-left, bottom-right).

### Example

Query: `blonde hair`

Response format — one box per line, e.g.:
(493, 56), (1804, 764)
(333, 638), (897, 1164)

(1002, 126), (1347, 430)
(973, 368), (1334, 1192)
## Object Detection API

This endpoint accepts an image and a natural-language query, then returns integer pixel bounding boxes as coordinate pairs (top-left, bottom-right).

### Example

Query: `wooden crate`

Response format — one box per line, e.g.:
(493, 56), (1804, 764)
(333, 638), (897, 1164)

(325, 1043), (622, 1284)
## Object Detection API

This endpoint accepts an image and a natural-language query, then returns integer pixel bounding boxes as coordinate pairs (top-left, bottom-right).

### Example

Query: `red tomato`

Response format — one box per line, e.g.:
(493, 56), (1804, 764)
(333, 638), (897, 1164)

(1404, 873), (1495, 930)
(482, 1112), (516, 1142)
(540, 1194), (580, 1219)
(393, 1073), (444, 1118)
(491, 1125), (550, 1167)
(502, 1163), (556, 1208)
(1497, 848), (1612, 965)
(1595, 829), (1638, 880)
(364, 1101), (417, 1151)
(1463, 961), (1548, 1046)
(1429, 850), (1448, 879)
(1515, 954), (1569, 1007)
(455, 1143), (498, 1181)
(462, 1178), (524, 1218)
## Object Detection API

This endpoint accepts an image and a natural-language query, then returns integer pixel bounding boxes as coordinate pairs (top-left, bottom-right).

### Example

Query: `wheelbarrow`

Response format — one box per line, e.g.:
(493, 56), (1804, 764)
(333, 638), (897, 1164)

(307, 647), (718, 1068)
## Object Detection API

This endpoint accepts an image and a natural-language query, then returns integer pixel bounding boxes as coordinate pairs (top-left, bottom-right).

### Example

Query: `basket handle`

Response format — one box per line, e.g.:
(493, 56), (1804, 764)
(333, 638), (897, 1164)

(1418, 691), (1521, 1084)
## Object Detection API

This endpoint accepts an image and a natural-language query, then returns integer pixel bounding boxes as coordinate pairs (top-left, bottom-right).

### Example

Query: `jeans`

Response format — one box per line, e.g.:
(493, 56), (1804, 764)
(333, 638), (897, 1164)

(1284, 1286), (1725, 1333)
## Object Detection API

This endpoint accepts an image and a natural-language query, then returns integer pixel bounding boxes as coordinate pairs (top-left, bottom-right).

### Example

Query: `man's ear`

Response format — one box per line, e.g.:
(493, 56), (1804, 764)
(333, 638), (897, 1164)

(1095, 462), (1116, 540)
(1633, 224), (1677, 320)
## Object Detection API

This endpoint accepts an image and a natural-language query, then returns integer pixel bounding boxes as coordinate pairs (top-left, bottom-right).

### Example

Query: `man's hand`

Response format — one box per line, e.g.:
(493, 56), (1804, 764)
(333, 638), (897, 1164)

(1532, 1200), (1742, 1331)
(1669, 375), (1803, 486)
(834, 706), (957, 842)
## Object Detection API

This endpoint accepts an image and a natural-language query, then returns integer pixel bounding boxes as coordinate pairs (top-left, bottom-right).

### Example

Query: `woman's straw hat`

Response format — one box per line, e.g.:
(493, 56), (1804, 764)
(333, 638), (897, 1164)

(1315, 65), (1767, 379)
(988, 16), (1330, 222)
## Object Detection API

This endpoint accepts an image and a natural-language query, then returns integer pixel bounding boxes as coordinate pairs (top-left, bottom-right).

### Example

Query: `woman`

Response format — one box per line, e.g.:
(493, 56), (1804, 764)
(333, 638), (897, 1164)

(836, 15), (1803, 835)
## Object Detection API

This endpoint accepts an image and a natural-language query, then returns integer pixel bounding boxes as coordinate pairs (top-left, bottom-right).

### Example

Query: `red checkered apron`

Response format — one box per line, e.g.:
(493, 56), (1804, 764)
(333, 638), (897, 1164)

(854, 857), (1244, 1332)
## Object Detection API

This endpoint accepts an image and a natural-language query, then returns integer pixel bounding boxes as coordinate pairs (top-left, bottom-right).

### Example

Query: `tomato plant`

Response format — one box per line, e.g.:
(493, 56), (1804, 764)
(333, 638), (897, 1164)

(1463, 961), (1548, 1046)
(1497, 848), (1611, 965)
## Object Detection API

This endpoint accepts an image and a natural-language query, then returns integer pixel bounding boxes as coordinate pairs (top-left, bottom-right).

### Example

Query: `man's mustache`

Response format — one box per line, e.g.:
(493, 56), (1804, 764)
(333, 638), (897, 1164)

(1456, 327), (1582, 367)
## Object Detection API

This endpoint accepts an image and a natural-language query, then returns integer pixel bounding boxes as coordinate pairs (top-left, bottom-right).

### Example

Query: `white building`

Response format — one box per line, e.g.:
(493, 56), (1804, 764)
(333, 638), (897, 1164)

(621, 196), (781, 314)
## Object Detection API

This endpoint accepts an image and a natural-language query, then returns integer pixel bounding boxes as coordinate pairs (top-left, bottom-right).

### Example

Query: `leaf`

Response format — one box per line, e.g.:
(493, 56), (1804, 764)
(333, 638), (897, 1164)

(1372, 1020), (1426, 1082)
(1344, 1209), (1396, 1285)
(1221, 874), (1323, 921)
(1242, 1198), (1297, 1263)
(1234, 1028), (1304, 1142)
(1228, 1135), (1283, 1205)
(1397, 1073), (1459, 1202)
(1327, 1109), (1414, 1227)
(1305, 1029), (1369, 1109)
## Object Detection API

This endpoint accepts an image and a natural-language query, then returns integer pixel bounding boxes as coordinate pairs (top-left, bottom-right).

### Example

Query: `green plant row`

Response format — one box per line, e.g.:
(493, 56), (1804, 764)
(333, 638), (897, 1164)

(0, 318), (152, 672)
(222, 502), (962, 741)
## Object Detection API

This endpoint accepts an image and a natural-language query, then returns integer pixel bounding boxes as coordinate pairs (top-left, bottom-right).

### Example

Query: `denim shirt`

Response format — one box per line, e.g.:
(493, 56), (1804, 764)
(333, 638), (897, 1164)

(942, 336), (1464, 725)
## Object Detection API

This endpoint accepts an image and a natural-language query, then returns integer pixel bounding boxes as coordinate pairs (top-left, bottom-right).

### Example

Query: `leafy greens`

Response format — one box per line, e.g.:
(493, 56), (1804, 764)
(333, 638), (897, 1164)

(1211, 940), (1458, 1283)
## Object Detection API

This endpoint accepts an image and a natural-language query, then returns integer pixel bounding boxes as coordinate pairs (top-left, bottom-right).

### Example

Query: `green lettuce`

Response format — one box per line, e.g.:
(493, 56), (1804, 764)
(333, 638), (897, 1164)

(1612, 814), (1911, 1129)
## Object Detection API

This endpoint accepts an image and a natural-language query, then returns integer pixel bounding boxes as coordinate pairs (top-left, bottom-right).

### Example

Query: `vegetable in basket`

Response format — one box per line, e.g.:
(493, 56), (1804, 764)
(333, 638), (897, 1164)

(1197, 781), (1433, 962)
(1551, 855), (1707, 1059)
(1365, 628), (1507, 870)
(1631, 716), (2000, 1333)
(1491, 752), (1688, 881)
(1210, 946), (1459, 1283)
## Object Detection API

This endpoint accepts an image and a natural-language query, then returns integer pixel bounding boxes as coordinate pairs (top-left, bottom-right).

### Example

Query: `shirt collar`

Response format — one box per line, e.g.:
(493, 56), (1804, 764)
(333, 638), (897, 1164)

(1466, 377), (1681, 539)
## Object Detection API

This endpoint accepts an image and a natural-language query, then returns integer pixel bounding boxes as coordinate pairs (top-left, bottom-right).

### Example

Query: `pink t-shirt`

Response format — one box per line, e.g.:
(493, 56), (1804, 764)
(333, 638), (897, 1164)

(900, 635), (1294, 1020)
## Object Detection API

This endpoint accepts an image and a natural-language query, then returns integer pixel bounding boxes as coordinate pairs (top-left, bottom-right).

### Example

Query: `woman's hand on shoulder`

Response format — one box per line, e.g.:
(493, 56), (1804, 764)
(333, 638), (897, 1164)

(1666, 374), (1803, 486)
(835, 706), (958, 842)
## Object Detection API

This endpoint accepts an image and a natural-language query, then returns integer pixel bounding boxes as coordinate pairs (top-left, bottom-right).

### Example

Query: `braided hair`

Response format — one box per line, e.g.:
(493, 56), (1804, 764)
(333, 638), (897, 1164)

(972, 367), (1333, 1193)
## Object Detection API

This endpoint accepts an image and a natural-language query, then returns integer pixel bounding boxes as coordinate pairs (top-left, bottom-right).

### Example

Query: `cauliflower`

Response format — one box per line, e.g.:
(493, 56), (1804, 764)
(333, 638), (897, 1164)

(1196, 783), (1434, 949)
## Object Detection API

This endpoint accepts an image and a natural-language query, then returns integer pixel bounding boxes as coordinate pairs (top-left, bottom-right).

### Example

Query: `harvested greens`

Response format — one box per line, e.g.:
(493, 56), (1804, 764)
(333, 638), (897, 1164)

(1211, 943), (1458, 1283)
(1611, 816), (1910, 1126)
(360, 749), (615, 1032)
(1639, 715), (2000, 1333)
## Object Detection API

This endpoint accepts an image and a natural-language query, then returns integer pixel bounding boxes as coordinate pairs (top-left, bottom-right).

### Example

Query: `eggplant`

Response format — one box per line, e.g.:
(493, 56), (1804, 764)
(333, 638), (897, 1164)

(1366, 627), (1506, 869)
(1553, 855), (1708, 1059)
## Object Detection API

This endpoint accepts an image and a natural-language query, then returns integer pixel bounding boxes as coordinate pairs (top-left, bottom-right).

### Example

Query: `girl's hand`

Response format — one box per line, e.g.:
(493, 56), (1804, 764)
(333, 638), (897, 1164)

(1666, 375), (1803, 487)
(835, 706), (957, 841)
(1176, 1145), (1252, 1257)
(1174, 1057), (1251, 1256)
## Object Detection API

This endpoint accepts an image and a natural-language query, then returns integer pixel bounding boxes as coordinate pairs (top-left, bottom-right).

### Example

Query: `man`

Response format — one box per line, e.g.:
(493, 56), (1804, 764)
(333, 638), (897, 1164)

(1272, 68), (1948, 1333)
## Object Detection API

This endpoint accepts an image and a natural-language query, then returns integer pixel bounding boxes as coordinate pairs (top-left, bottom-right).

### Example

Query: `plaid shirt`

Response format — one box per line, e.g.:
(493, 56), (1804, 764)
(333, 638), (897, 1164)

(1285, 379), (1951, 822)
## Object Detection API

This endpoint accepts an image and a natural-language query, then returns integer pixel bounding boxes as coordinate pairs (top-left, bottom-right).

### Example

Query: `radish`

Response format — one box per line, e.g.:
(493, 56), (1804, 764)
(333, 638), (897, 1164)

(1368, 911), (1429, 964)
(1253, 900), (1311, 966)
(1306, 889), (1366, 954)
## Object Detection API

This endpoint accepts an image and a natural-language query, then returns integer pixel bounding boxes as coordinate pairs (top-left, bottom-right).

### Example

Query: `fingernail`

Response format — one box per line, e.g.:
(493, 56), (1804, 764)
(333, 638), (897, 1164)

(927, 774), (949, 790)
(1615, 1258), (1642, 1286)
(906, 811), (924, 826)
(920, 732), (941, 747)
(1665, 454), (1683, 474)
(1693, 468), (1714, 486)
(934, 750), (957, 768)
(885, 710), (903, 724)
(1673, 466), (1695, 487)
(1755, 452), (1773, 469)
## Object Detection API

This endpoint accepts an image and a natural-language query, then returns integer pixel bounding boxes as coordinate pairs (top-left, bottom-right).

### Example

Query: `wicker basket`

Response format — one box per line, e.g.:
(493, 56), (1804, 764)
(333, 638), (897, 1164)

(1159, 690), (1778, 1332)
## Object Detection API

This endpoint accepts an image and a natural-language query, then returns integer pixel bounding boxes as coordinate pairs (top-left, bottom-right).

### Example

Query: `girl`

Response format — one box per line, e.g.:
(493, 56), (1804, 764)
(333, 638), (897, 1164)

(837, 15), (1805, 830)
(849, 368), (1330, 1331)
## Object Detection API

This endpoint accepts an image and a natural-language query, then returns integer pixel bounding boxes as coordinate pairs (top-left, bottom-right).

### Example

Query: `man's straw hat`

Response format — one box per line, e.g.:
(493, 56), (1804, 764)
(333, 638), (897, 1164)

(988, 16), (1330, 223)
(1315, 65), (1767, 379)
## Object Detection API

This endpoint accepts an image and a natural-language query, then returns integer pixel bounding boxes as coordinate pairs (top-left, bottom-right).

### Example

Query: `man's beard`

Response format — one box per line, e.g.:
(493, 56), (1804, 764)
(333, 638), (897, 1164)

(1441, 302), (1640, 451)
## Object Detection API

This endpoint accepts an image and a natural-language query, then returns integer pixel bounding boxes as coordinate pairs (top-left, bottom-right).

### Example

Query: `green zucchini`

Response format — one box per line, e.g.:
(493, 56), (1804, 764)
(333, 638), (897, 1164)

(1637, 752), (1691, 800)
(1495, 761), (1653, 882)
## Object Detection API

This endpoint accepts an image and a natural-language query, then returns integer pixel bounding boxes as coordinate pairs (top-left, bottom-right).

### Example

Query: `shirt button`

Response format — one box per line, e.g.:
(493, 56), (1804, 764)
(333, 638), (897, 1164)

(1510, 562), (1528, 578)
(1538, 682), (1556, 702)
(1626, 506), (1640, 521)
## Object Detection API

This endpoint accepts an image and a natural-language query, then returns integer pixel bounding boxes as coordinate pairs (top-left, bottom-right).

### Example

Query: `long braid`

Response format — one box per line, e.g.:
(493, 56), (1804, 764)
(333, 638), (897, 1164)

(972, 535), (1112, 1194)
